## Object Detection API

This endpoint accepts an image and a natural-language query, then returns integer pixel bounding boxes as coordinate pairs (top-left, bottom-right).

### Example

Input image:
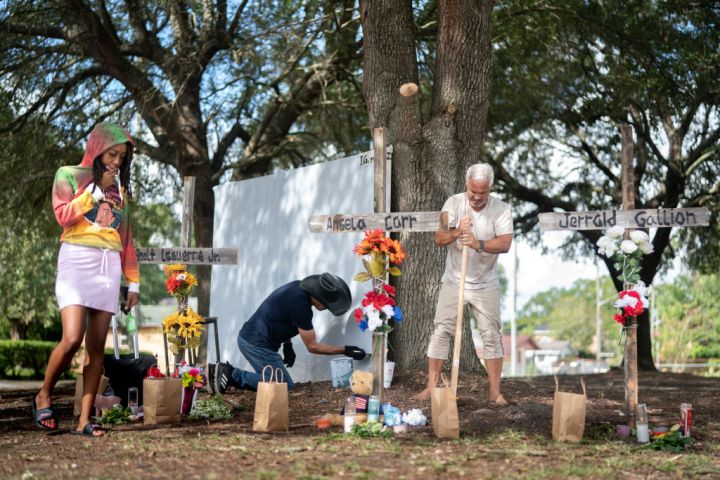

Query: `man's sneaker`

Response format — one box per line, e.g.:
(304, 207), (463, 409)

(215, 361), (235, 394)
(206, 363), (216, 394)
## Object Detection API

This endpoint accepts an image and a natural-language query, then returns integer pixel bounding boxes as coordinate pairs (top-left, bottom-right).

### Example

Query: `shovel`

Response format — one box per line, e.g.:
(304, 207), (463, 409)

(450, 244), (469, 396)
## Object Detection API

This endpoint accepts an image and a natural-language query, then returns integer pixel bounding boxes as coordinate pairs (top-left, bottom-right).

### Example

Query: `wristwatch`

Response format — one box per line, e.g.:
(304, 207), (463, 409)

(476, 240), (485, 252)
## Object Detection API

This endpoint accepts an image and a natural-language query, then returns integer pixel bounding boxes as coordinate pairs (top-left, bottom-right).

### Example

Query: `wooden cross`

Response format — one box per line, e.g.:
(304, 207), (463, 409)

(538, 124), (710, 426)
(135, 177), (240, 373)
(309, 128), (451, 404)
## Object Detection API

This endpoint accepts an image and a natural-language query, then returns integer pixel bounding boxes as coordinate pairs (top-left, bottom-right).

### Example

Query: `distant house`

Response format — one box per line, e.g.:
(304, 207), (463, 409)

(526, 336), (576, 375)
(501, 335), (540, 376)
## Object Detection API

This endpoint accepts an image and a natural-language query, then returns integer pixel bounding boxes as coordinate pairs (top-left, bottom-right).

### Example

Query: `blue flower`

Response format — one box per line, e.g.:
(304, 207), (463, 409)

(393, 306), (403, 322)
(358, 320), (368, 332)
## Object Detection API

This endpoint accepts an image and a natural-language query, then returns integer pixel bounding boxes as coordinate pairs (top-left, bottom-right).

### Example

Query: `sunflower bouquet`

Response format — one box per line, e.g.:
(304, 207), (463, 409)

(161, 264), (204, 354)
(162, 307), (204, 353)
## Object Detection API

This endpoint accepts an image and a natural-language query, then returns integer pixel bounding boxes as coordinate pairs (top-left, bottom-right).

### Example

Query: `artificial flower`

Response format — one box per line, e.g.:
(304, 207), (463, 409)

(596, 227), (653, 328)
(353, 290), (404, 333)
(381, 238), (407, 265)
(352, 230), (407, 333)
(629, 230), (649, 243)
(620, 239), (638, 254)
(607, 226), (625, 238)
(638, 241), (654, 254)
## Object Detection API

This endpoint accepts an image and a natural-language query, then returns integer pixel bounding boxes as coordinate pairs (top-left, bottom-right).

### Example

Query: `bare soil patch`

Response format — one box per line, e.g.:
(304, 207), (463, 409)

(1, 369), (718, 479)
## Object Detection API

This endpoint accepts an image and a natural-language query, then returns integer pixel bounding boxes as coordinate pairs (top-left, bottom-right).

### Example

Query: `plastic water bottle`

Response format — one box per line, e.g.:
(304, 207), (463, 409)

(344, 396), (356, 433)
(126, 308), (137, 333)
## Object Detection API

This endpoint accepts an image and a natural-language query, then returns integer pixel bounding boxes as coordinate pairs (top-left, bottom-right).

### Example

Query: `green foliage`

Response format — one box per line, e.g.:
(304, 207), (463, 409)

(0, 105), (74, 341)
(647, 428), (692, 453)
(517, 277), (620, 358)
(132, 201), (181, 305)
(349, 421), (393, 438)
(98, 405), (132, 426)
(189, 394), (233, 421)
(0, 339), (56, 378)
(655, 273), (720, 363)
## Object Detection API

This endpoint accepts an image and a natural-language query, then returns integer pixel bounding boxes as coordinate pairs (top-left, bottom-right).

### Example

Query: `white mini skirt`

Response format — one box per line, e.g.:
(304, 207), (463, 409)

(56, 242), (121, 314)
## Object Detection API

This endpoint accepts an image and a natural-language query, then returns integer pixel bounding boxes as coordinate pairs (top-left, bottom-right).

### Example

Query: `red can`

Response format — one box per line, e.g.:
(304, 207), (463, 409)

(680, 403), (693, 438)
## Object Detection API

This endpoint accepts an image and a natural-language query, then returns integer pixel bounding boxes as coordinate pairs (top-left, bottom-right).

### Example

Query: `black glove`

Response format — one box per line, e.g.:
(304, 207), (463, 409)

(283, 341), (296, 368)
(344, 345), (366, 360)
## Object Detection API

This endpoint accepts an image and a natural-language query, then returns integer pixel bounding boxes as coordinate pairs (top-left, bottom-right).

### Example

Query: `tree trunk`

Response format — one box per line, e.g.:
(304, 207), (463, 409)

(361, 0), (495, 373)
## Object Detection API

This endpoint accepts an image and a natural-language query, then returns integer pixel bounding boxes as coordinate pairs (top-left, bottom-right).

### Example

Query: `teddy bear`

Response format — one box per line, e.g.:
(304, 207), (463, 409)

(350, 370), (374, 413)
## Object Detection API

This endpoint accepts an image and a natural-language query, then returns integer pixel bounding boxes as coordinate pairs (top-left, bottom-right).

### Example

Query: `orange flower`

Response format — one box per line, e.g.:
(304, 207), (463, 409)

(353, 229), (387, 256)
(381, 238), (406, 265)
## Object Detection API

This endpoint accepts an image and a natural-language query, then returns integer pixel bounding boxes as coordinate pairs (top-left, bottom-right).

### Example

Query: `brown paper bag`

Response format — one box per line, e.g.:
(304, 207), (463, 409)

(73, 374), (109, 417)
(552, 376), (587, 442)
(143, 377), (182, 425)
(431, 373), (459, 439)
(253, 366), (289, 432)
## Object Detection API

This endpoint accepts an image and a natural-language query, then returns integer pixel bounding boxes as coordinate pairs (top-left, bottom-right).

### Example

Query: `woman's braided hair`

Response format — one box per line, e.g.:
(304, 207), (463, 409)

(91, 142), (134, 200)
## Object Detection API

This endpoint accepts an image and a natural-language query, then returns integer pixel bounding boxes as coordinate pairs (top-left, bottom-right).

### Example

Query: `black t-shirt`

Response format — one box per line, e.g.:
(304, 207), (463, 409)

(239, 281), (314, 351)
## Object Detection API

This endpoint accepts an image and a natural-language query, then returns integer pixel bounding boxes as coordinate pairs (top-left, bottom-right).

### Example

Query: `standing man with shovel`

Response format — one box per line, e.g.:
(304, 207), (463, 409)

(414, 163), (513, 405)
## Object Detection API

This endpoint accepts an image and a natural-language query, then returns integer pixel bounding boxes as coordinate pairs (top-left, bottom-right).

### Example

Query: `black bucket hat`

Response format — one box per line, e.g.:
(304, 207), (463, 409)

(299, 273), (352, 316)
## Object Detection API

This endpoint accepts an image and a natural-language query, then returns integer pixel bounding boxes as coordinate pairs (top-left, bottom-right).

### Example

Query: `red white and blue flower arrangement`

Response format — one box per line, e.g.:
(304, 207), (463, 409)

(352, 229), (406, 333)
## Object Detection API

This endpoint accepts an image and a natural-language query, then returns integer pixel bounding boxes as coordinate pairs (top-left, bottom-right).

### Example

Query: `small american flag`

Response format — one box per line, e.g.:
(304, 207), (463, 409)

(354, 395), (368, 412)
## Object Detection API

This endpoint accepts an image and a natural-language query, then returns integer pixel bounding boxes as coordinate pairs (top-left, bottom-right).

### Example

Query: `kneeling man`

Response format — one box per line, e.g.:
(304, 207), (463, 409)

(212, 273), (366, 392)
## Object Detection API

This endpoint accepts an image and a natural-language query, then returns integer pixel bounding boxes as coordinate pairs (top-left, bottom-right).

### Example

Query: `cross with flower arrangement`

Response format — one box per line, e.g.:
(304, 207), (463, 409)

(161, 264), (205, 355)
(351, 229), (407, 401)
(596, 226), (653, 330)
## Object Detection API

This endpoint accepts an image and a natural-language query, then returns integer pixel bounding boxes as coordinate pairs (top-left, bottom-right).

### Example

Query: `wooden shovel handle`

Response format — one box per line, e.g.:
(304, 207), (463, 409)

(450, 245), (469, 395)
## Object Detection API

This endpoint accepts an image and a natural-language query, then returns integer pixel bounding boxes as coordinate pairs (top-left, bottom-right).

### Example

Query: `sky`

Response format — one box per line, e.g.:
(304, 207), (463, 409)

(498, 232), (597, 322)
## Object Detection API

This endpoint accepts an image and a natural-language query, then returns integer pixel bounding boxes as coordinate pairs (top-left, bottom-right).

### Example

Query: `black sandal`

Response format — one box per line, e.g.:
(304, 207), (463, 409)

(71, 423), (105, 437)
(32, 397), (58, 431)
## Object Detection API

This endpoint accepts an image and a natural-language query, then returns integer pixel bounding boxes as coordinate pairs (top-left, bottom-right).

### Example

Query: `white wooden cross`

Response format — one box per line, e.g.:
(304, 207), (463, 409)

(135, 177), (240, 373)
(309, 128), (452, 404)
(538, 125), (710, 426)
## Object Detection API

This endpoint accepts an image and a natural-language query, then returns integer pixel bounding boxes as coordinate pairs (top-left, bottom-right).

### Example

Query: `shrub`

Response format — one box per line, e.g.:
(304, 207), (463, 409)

(0, 339), (56, 379)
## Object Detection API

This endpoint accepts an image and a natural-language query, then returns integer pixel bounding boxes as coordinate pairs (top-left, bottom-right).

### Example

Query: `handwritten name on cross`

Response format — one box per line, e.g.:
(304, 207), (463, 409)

(538, 125), (710, 426)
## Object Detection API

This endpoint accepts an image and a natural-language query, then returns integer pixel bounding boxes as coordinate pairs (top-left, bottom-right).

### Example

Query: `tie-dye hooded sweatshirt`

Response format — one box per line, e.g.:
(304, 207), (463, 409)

(52, 123), (140, 289)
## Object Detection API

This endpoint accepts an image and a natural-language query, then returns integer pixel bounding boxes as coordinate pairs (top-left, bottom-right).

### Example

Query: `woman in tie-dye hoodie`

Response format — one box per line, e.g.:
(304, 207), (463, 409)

(33, 122), (140, 437)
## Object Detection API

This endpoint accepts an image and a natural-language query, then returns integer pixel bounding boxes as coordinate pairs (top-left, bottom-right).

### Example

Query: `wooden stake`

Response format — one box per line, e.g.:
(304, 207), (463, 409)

(450, 245), (469, 395)
(373, 127), (388, 214)
(620, 124), (638, 427)
(372, 128), (388, 402)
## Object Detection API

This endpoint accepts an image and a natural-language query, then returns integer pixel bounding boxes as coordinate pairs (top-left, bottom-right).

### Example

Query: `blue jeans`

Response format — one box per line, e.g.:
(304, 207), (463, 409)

(231, 335), (295, 391)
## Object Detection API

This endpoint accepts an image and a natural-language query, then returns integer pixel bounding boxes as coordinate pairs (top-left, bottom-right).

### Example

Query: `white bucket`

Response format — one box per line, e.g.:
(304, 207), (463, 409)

(330, 358), (353, 388)
(383, 361), (395, 388)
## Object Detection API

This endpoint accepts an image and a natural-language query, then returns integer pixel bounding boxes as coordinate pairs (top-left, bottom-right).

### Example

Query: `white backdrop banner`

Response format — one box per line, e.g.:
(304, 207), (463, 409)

(209, 151), (377, 383)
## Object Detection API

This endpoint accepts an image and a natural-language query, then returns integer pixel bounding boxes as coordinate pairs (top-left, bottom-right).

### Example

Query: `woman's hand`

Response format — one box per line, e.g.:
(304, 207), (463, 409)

(100, 167), (118, 190)
(125, 291), (140, 312)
